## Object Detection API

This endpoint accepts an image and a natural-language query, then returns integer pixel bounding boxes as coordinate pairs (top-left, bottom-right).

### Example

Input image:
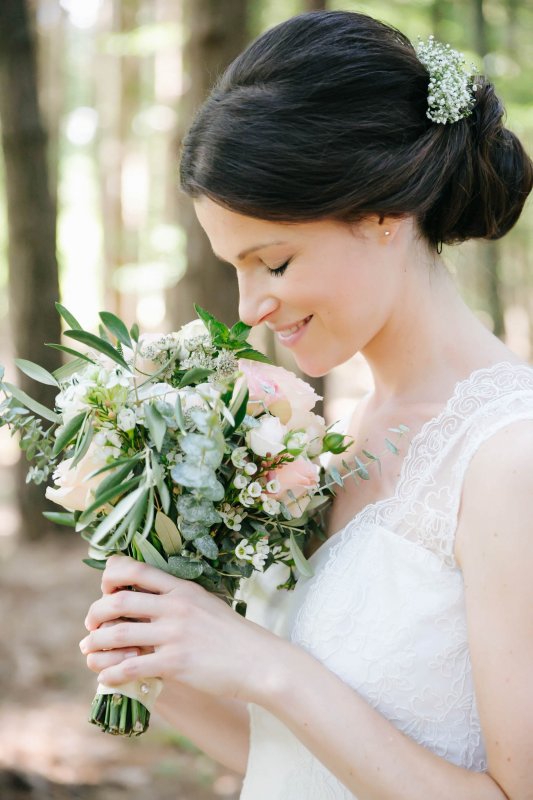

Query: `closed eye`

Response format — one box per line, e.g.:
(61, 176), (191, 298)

(268, 260), (290, 278)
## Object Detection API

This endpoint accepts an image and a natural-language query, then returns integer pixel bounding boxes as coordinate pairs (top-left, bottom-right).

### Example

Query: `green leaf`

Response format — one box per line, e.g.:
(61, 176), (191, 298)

(78, 475), (143, 525)
(95, 461), (136, 500)
(362, 449), (379, 461)
(193, 533), (219, 560)
(328, 466), (344, 487)
(88, 485), (147, 545)
(15, 359), (59, 388)
(64, 330), (131, 372)
(155, 510), (182, 555)
(52, 411), (87, 456)
(86, 452), (145, 479)
(71, 416), (94, 466)
(43, 511), (76, 527)
(46, 344), (97, 367)
(385, 438), (400, 455)
(55, 303), (83, 331)
(130, 322), (140, 343)
(144, 402), (167, 452)
(354, 456), (370, 480)
(99, 311), (132, 349)
(236, 348), (271, 364)
(82, 558), (107, 570)
(229, 321), (252, 341)
(134, 535), (168, 570)
(157, 478), (171, 514)
(1, 382), (60, 423)
(167, 555), (204, 580)
(174, 394), (186, 432)
(289, 532), (314, 579)
(139, 486), (155, 540)
(178, 367), (213, 388)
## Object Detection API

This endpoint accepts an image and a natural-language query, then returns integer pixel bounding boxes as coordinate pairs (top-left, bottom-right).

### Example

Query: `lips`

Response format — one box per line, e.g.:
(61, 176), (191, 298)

(276, 315), (313, 341)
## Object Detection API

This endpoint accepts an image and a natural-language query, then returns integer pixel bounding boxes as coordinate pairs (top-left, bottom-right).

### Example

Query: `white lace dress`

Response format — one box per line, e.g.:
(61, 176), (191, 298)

(238, 361), (533, 800)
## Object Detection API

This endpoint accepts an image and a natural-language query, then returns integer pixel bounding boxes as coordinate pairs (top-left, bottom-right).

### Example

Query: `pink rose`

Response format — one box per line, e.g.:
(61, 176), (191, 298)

(238, 360), (321, 425)
(266, 457), (320, 518)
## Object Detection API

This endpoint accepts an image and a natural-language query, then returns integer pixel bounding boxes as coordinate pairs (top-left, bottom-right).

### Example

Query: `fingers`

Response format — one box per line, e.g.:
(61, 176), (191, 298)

(97, 651), (162, 687)
(101, 555), (181, 596)
(85, 647), (140, 674)
(84, 590), (164, 632)
(80, 621), (162, 654)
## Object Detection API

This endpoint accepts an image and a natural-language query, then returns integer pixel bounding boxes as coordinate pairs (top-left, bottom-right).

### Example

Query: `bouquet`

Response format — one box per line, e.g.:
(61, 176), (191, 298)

(1, 304), (406, 736)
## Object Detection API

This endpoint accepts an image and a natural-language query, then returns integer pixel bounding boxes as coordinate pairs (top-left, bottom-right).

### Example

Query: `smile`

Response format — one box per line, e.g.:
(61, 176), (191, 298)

(276, 315), (313, 344)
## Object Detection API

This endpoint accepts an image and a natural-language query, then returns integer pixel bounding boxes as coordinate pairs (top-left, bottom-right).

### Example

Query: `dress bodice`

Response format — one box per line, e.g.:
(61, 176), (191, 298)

(239, 362), (533, 799)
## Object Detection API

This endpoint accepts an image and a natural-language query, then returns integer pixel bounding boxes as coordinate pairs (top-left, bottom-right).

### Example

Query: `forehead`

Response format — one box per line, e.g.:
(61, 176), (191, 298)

(194, 197), (289, 245)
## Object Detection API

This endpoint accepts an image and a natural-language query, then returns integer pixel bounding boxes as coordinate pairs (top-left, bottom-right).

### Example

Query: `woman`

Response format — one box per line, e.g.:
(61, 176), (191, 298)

(80, 11), (533, 799)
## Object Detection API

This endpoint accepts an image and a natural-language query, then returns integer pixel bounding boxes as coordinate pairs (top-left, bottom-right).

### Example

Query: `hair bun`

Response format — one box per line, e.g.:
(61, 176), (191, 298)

(425, 77), (533, 245)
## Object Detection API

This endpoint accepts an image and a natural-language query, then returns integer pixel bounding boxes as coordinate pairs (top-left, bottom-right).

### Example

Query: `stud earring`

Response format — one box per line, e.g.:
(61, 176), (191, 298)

(384, 231), (391, 237)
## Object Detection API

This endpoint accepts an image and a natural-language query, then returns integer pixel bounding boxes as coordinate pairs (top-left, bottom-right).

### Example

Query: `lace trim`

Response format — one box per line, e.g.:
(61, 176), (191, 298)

(294, 361), (533, 622)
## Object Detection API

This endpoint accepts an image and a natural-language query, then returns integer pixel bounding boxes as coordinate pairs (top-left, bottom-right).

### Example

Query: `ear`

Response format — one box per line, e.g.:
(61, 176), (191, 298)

(376, 214), (404, 245)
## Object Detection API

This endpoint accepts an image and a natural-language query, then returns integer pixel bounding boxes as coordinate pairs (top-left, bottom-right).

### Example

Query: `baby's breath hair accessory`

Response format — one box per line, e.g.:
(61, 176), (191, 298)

(416, 35), (478, 125)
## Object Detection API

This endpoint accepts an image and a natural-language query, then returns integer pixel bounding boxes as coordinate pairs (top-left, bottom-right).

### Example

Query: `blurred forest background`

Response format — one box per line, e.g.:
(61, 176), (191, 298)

(0, 0), (531, 798)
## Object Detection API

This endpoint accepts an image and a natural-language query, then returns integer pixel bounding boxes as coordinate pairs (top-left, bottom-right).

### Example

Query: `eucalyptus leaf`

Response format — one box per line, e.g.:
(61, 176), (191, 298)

(180, 433), (224, 469)
(1, 382), (60, 424)
(289, 532), (314, 578)
(178, 520), (210, 541)
(354, 456), (370, 480)
(327, 467), (344, 487)
(15, 359), (59, 387)
(193, 534), (219, 560)
(385, 438), (400, 455)
(64, 330), (131, 372)
(155, 510), (182, 555)
(167, 555), (204, 580)
(176, 495), (221, 525)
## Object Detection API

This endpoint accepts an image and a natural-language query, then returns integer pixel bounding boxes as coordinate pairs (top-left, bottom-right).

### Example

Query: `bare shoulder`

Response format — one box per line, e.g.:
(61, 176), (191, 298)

(455, 417), (533, 568)
(454, 418), (533, 797)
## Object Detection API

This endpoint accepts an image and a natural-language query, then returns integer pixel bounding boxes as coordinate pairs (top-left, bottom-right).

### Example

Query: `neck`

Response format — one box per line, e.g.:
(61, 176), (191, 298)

(361, 258), (513, 408)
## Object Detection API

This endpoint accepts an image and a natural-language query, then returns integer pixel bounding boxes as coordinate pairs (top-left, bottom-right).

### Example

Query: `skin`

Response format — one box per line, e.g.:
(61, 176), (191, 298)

(81, 199), (532, 798)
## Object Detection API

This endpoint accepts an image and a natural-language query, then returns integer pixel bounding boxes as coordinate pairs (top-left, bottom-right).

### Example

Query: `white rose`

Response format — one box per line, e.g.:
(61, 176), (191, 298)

(246, 415), (287, 458)
(45, 442), (108, 512)
(286, 410), (327, 458)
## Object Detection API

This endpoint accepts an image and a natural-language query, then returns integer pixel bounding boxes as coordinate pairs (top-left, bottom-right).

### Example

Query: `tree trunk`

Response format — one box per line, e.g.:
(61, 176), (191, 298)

(169, 0), (249, 329)
(471, 0), (505, 339)
(304, 0), (327, 10)
(0, 0), (62, 539)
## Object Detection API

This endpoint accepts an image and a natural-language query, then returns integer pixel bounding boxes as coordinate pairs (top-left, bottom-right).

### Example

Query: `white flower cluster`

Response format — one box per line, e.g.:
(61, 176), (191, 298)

(416, 35), (478, 125)
(234, 536), (271, 571)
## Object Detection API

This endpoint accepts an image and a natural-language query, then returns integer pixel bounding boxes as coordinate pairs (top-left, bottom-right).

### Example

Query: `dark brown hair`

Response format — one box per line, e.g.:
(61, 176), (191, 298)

(179, 10), (532, 250)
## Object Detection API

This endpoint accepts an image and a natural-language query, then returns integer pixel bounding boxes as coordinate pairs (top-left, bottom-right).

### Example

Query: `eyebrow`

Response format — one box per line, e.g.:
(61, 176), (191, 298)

(214, 241), (288, 263)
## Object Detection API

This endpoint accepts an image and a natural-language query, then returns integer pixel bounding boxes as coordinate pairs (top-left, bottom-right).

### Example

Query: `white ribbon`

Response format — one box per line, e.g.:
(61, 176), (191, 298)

(96, 677), (163, 713)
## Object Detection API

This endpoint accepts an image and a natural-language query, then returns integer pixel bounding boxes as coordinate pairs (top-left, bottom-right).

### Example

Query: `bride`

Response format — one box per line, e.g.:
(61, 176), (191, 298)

(79, 11), (533, 799)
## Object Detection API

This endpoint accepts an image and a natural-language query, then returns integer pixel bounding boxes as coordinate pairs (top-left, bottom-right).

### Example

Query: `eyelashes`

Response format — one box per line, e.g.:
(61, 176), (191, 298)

(268, 260), (290, 278)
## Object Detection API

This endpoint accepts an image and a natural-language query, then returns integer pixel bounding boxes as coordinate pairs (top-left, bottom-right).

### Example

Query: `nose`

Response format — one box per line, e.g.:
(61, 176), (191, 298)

(237, 272), (279, 327)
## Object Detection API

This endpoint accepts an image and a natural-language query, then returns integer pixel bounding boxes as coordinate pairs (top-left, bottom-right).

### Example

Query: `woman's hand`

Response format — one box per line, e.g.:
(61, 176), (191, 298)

(79, 554), (284, 703)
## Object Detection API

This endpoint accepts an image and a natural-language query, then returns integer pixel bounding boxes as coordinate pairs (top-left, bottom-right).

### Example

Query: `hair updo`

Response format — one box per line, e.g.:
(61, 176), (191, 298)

(179, 10), (532, 250)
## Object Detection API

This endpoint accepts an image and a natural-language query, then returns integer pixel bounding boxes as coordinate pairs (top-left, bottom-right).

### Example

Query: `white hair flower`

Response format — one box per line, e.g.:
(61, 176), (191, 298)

(416, 35), (478, 125)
